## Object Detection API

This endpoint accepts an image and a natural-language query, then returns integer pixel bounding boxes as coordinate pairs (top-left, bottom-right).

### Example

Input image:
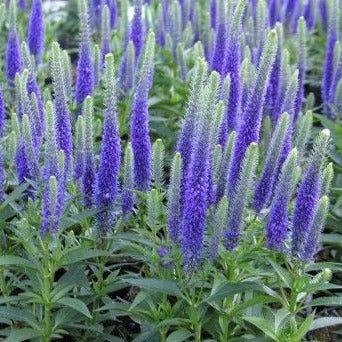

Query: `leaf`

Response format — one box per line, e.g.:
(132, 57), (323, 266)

(306, 283), (342, 293)
(243, 316), (277, 340)
(60, 207), (102, 230)
(166, 329), (192, 342)
(5, 328), (41, 342)
(0, 307), (38, 328)
(204, 282), (271, 303)
(59, 248), (108, 266)
(123, 278), (182, 297)
(267, 258), (291, 288)
(96, 302), (130, 316)
(56, 297), (92, 319)
(0, 256), (36, 270)
(309, 317), (342, 331)
(0, 183), (30, 209)
(291, 314), (315, 342)
(305, 296), (342, 308)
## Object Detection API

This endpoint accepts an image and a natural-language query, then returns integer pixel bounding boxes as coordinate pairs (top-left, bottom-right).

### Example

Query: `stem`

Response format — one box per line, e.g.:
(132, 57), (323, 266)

(43, 262), (54, 341)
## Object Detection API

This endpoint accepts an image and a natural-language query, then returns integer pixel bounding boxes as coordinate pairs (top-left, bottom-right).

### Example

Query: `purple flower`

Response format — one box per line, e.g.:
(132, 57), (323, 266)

(27, 0), (44, 63)
(131, 80), (151, 191)
(219, 37), (241, 143)
(130, 0), (145, 57)
(291, 129), (330, 256)
(225, 143), (259, 250)
(75, 42), (95, 106)
(51, 42), (73, 165)
(211, 0), (227, 74)
(227, 30), (278, 196)
(106, 0), (117, 28)
(266, 148), (298, 251)
(6, 27), (22, 85)
(40, 175), (65, 235)
(75, 0), (95, 106)
(18, 0), (26, 10)
(304, 0), (316, 30)
(294, 17), (307, 122)
(181, 72), (219, 270)
(176, 59), (207, 173)
(95, 54), (121, 234)
(15, 139), (30, 183)
(119, 41), (135, 92)
(253, 113), (289, 212)
(131, 32), (155, 191)
(210, 0), (217, 28)
(181, 112), (211, 270)
(300, 196), (329, 261)
(322, 0), (339, 118)
(81, 96), (96, 208)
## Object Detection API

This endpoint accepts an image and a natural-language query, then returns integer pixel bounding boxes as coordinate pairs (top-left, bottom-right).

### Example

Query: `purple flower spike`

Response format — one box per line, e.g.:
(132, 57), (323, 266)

(177, 59), (207, 173)
(253, 113), (290, 212)
(300, 196), (329, 261)
(294, 17), (307, 122)
(18, 0), (26, 10)
(51, 42), (73, 166)
(130, 0), (145, 58)
(225, 143), (259, 250)
(28, 0), (44, 64)
(291, 129), (330, 257)
(6, 27), (22, 85)
(210, 0), (217, 28)
(181, 91), (212, 271)
(40, 175), (64, 236)
(131, 32), (155, 191)
(106, 0), (117, 28)
(15, 139), (30, 184)
(75, 42), (95, 104)
(266, 148), (298, 251)
(211, 0), (227, 75)
(227, 30), (278, 196)
(322, 0), (339, 118)
(75, 0), (95, 106)
(95, 54), (121, 234)
(81, 96), (96, 208)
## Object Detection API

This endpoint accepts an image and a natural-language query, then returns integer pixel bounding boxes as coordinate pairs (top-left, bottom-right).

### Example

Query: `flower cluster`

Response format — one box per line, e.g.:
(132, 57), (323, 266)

(0, 0), (337, 271)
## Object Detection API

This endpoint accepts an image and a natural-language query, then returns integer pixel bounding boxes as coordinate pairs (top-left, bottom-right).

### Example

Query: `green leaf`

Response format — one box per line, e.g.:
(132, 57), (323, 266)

(309, 317), (342, 331)
(123, 278), (182, 297)
(56, 297), (92, 319)
(166, 329), (192, 342)
(96, 302), (130, 316)
(204, 282), (272, 303)
(0, 183), (30, 209)
(0, 256), (36, 270)
(306, 283), (342, 293)
(5, 328), (41, 342)
(59, 248), (108, 266)
(243, 316), (277, 340)
(291, 313), (315, 341)
(0, 307), (38, 328)
(305, 296), (342, 308)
